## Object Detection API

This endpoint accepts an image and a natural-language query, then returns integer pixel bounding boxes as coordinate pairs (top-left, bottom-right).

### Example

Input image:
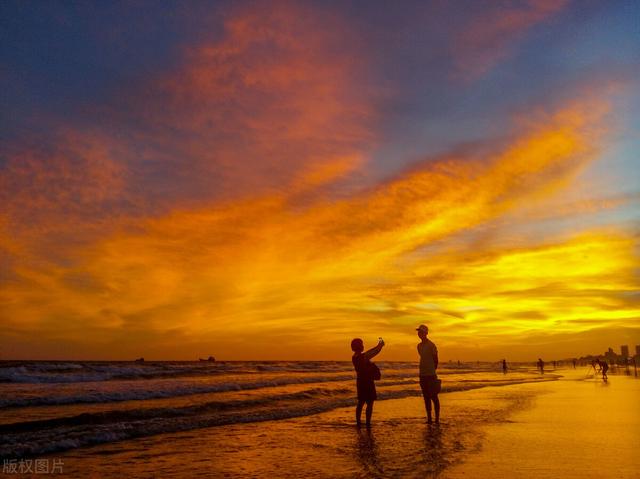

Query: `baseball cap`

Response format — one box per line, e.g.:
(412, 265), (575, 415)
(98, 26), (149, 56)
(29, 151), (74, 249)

(416, 324), (429, 332)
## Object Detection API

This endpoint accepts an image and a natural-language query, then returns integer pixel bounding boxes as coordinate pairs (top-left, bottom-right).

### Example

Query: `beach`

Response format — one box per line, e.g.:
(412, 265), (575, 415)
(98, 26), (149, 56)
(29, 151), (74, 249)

(443, 369), (640, 479)
(2, 364), (637, 478)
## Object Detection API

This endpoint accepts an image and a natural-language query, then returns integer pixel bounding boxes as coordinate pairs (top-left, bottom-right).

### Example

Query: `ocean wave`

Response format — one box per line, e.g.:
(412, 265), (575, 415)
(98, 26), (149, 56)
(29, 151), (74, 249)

(0, 373), (380, 408)
(0, 361), (383, 384)
(0, 387), (360, 459)
(0, 360), (519, 384)
(0, 362), (242, 384)
(0, 368), (430, 408)
(0, 376), (555, 459)
(0, 387), (354, 434)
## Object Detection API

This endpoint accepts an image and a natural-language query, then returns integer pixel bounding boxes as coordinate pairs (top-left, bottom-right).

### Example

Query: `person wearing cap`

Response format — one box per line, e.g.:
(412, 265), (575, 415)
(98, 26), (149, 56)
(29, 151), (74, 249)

(416, 324), (440, 424)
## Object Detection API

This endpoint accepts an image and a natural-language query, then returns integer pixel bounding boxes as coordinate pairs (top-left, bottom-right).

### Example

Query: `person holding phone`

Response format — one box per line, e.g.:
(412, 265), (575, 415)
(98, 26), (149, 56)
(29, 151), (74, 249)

(351, 337), (385, 427)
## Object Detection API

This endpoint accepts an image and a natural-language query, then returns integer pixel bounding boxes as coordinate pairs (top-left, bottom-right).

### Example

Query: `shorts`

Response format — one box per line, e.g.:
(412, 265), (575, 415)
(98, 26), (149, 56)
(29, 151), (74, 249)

(356, 378), (377, 401)
(419, 375), (440, 398)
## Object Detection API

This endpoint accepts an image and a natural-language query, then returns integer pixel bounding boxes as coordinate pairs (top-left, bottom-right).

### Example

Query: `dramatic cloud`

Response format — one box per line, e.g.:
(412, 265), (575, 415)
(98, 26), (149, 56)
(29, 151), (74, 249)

(1, 1), (638, 360)
(104, 1), (374, 204)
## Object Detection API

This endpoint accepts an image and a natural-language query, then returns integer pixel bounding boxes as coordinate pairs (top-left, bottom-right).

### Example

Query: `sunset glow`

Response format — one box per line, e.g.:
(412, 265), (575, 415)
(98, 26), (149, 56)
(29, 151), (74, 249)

(1, 1), (638, 360)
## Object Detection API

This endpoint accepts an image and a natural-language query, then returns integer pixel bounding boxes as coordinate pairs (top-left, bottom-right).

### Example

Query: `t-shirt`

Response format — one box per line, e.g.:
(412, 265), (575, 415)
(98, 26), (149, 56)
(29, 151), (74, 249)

(352, 353), (371, 380)
(417, 339), (438, 376)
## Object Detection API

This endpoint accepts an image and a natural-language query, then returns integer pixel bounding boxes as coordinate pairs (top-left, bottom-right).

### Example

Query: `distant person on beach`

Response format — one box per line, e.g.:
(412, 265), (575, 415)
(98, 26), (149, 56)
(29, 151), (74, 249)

(502, 359), (508, 374)
(624, 357), (630, 374)
(537, 358), (545, 374)
(573, 358), (577, 369)
(351, 337), (385, 427)
(416, 324), (440, 424)
(598, 359), (609, 381)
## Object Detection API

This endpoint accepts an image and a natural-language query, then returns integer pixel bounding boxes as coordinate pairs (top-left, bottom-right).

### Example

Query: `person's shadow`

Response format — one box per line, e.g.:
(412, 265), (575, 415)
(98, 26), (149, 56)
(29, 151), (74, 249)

(355, 427), (384, 477)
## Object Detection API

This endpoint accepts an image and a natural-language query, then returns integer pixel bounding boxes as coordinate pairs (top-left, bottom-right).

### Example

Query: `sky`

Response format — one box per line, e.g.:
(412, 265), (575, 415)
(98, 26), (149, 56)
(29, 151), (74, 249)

(1, 0), (639, 361)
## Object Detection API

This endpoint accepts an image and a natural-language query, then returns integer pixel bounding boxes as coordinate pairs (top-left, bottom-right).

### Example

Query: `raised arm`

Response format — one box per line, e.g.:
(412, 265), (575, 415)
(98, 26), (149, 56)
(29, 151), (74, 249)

(363, 341), (383, 360)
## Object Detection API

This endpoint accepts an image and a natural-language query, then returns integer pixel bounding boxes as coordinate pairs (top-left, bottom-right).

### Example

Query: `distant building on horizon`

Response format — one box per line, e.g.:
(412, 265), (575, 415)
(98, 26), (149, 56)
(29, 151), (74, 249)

(621, 345), (629, 359)
(604, 347), (617, 364)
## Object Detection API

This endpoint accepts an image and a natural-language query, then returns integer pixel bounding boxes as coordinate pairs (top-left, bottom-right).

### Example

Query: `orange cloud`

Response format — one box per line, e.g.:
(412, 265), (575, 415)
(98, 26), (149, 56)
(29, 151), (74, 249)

(2, 4), (637, 361)
(0, 131), (126, 221)
(109, 1), (374, 200)
(0, 1), (375, 358)
(5, 93), (635, 361)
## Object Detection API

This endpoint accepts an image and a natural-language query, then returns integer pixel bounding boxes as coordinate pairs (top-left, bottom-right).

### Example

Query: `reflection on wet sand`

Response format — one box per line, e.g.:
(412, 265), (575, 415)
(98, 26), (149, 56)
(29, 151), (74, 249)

(352, 420), (455, 478)
(355, 428), (383, 477)
(419, 425), (447, 476)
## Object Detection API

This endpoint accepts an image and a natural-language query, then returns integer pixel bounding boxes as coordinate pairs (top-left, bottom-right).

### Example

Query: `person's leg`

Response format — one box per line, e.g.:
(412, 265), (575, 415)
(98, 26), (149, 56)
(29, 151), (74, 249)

(425, 395), (433, 424)
(356, 399), (365, 426)
(433, 394), (440, 423)
(420, 377), (432, 423)
(365, 400), (374, 426)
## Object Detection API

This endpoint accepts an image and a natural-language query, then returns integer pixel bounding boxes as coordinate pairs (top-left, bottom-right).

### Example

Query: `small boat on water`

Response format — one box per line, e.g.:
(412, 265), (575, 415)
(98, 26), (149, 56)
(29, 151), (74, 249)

(199, 356), (216, 362)
(134, 357), (145, 363)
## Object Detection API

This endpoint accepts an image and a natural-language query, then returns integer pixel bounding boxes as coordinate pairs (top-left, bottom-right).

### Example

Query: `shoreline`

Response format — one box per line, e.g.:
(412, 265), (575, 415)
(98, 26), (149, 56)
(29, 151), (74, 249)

(51, 374), (548, 478)
(32, 371), (638, 478)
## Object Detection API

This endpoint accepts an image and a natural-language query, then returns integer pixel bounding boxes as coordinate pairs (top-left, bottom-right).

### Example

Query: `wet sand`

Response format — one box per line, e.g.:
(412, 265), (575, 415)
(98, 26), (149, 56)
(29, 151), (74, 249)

(52, 371), (637, 478)
(443, 370), (640, 479)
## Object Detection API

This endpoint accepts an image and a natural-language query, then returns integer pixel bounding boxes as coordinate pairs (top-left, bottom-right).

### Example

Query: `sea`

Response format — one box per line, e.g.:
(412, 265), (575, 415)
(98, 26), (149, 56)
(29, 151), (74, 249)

(0, 360), (551, 461)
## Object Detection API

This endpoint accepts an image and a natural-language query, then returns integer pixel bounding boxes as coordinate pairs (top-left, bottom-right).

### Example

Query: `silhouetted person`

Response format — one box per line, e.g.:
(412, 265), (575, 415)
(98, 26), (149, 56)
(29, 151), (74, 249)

(572, 358), (577, 369)
(553, 360), (557, 369)
(598, 359), (609, 381)
(537, 358), (545, 374)
(623, 357), (630, 376)
(417, 324), (440, 424)
(502, 359), (508, 374)
(351, 337), (384, 427)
